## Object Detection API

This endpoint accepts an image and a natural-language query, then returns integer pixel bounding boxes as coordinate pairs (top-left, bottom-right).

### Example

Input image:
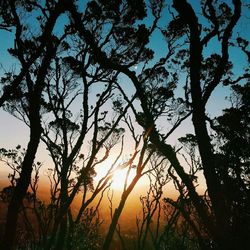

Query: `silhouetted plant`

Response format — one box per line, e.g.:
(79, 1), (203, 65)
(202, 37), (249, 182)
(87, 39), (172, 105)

(1, 1), (250, 249)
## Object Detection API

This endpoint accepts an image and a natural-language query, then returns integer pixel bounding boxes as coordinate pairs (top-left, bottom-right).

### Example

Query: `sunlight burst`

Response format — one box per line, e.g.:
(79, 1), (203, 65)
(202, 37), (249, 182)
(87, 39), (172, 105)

(95, 159), (136, 190)
(111, 168), (135, 190)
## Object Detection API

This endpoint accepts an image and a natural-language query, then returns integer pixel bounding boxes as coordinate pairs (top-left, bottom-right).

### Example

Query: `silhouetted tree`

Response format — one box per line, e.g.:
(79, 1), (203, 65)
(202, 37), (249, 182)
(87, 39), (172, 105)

(208, 83), (250, 248)
(68, 0), (250, 249)
(39, 55), (127, 249)
(0, 146), (45, 248)
(0, 2), (70, 248)
(136, 154), (169, 250)
(1, 1), (250, 249)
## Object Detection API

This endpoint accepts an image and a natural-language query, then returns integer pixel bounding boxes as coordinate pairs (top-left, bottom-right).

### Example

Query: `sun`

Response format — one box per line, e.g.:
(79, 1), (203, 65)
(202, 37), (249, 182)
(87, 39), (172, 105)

(111, 168), (135, 190)
(94, 159), (136, 190)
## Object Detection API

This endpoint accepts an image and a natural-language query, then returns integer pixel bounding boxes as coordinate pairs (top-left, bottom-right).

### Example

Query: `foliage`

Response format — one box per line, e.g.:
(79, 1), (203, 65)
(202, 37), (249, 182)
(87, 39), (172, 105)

(0, 0), (250, 249)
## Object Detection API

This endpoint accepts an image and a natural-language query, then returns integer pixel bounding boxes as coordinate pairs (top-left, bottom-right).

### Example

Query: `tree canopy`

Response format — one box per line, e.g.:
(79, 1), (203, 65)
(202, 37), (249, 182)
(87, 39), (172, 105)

(0, 1), (250, 249)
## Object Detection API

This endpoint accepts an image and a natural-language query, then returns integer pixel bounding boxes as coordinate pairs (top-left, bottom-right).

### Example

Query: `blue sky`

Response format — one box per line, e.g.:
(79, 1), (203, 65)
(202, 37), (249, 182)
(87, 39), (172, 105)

(1, 0), (249, 141)
(1, 0), (249, 149)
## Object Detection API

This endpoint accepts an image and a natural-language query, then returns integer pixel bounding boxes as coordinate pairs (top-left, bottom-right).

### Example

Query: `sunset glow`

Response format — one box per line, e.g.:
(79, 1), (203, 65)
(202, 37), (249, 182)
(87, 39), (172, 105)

(110, 168), (136, 190)
(1, 1), (249, 249)
(95, 159), (137, 190)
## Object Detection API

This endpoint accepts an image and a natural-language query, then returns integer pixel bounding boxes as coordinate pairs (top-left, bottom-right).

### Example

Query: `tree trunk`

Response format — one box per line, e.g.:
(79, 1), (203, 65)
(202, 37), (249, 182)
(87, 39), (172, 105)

(103, 175), (140, 250)
(172, 1), (239, 248)
(1, 106), (42, 250)
(54, 215), (68, 250)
